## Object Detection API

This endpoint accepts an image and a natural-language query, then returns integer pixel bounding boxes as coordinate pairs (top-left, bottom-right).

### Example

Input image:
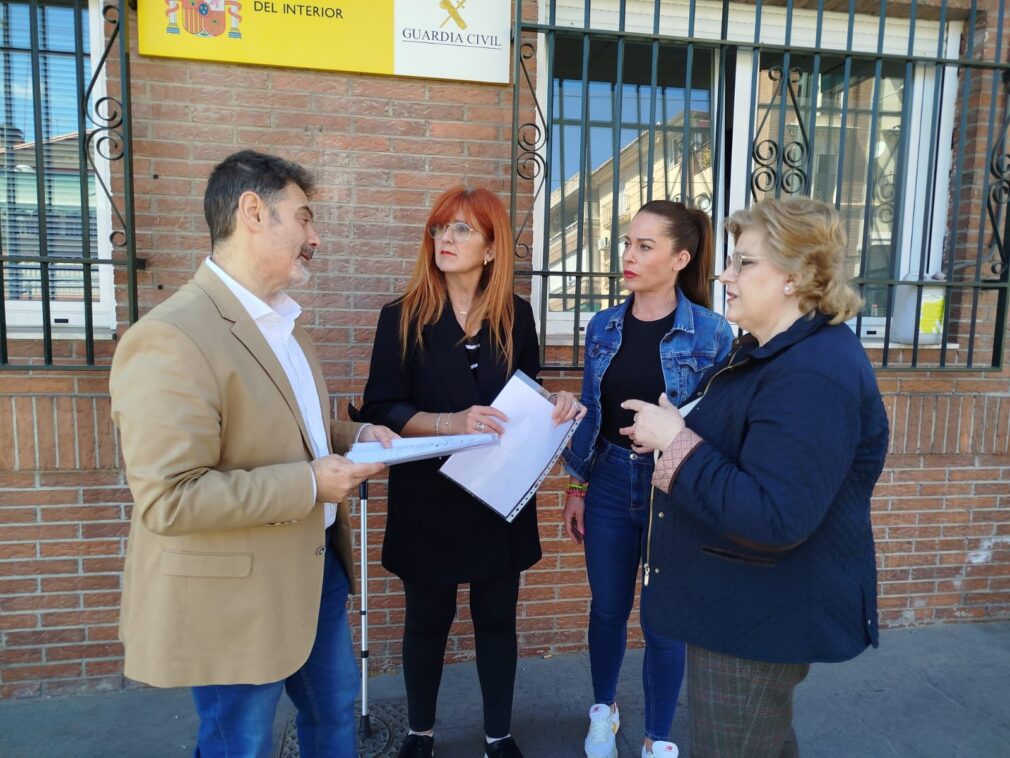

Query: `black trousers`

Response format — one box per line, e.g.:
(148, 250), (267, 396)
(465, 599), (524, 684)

(401, 573), (521, 737)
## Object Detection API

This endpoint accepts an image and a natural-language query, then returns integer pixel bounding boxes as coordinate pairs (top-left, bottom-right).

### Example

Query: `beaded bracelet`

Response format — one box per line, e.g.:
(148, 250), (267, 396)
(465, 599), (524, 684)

(435, 413), (443, 436)
(567, 481), (588, 498)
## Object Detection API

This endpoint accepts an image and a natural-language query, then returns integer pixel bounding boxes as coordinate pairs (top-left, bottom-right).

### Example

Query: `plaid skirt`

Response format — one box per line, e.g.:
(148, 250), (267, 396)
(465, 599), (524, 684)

(687, 645), (810, 758)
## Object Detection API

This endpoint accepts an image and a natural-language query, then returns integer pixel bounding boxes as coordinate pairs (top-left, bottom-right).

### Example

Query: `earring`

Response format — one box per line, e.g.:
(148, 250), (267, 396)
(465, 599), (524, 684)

(483, 257), (490, 266)
(784, 284), (794, 295)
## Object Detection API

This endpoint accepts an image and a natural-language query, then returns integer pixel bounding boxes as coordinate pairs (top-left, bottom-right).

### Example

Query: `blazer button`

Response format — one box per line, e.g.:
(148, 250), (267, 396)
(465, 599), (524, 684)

(658, 511), (665, 518)
(315, 546), (325, 556)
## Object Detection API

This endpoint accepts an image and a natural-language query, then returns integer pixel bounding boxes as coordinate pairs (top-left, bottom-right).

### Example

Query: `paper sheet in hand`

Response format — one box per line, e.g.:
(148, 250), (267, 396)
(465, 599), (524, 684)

(347, 433), (497, 465)
(440, 371), (580, 522)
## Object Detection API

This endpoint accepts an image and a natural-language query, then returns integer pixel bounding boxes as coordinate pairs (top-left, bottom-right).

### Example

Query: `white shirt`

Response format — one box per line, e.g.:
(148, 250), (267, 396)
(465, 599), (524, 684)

(206, 258), (336, 528)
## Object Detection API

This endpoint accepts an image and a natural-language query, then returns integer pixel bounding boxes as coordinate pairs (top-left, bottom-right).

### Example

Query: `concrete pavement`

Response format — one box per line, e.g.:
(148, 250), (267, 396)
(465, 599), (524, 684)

(1, 621), (1008, 757)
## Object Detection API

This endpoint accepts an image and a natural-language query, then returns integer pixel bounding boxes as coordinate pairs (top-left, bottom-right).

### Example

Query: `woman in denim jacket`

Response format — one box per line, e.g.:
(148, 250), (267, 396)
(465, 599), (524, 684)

(561, 201), (733, 758)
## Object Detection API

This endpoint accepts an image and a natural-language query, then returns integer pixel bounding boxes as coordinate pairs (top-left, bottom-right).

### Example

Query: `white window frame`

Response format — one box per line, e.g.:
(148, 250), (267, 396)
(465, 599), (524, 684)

(4, 0), (116, 340)
(532, 0), (960, 345)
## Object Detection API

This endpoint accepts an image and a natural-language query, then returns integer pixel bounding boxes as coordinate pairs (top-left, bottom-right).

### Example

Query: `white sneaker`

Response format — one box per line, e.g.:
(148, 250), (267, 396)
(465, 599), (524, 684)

(642, 741), (679, 758)
(584, 703), (619, 758)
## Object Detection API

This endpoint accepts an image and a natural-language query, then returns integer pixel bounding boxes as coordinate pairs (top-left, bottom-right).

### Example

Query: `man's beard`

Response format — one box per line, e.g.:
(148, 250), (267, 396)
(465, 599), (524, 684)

(291, 245), (314, 287)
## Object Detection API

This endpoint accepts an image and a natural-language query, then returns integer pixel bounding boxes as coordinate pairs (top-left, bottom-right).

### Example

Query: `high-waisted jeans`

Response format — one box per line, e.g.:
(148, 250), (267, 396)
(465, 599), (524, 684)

(583, 439), (686, 742)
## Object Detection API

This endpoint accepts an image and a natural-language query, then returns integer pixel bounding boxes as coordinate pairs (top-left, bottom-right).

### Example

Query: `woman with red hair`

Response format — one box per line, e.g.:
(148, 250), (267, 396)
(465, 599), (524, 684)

(360, 187), (581, 758)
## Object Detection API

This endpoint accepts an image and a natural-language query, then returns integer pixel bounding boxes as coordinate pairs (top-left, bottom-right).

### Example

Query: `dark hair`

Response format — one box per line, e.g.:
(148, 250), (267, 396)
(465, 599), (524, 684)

(203, 150), (316, 246)
(636, 200), (714, 309)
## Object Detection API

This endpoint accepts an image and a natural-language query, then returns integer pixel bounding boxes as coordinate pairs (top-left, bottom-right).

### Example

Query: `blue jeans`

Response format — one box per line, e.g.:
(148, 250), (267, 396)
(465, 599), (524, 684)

(583, 439), (686, 742)
(191, 538), (359, 758)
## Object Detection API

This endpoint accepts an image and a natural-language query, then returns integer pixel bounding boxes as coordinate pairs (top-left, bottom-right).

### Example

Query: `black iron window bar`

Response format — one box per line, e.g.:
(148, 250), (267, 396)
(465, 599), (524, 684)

(510, 0), (1010, 371)
(0, 0), (140, 371)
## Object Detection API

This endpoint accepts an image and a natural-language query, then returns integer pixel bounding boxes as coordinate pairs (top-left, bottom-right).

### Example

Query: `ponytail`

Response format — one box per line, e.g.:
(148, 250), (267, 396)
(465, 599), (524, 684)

(636, 200), (715, 309)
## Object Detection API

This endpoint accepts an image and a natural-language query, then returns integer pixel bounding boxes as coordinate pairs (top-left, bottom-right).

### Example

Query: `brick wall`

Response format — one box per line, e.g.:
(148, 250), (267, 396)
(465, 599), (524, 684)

(2, 1), (1010, 699)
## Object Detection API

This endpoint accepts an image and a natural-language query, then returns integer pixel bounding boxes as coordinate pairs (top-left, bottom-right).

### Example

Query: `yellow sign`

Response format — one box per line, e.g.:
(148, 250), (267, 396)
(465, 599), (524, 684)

(138, 0), (511, 84)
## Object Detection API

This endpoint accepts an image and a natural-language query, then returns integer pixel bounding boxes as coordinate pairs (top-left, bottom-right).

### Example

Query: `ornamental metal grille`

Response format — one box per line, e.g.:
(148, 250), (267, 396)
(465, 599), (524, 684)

(0, 0), (139, 371)
(510, 0), (1010, 371)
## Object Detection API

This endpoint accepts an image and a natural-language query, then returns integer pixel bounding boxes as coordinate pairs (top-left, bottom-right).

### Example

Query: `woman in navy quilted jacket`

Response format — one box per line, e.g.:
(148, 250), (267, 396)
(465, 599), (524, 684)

(623, 197), (888, 758)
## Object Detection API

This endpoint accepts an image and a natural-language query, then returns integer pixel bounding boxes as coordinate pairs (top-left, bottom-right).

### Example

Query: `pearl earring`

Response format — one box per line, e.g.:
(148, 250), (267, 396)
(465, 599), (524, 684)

(784, 284), (794, 295)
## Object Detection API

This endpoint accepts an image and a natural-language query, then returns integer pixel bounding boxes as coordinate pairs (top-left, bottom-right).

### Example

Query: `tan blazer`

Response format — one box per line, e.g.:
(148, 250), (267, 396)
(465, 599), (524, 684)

(110, 262), (361, 688)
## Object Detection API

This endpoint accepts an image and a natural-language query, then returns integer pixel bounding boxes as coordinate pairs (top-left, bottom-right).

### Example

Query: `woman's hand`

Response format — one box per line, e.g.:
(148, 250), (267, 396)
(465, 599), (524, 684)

(549, 390), (587, 426)
(450, 405), (509, 436)
(562, 490), (586, 544)
(357, 424), (399, 448)
(619, 393), (685, 454)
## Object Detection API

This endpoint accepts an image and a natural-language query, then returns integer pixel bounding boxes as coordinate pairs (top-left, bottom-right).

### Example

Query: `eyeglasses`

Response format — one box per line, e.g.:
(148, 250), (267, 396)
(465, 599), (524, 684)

(724, 250), (765, 277)
(427, 221), (483, 242)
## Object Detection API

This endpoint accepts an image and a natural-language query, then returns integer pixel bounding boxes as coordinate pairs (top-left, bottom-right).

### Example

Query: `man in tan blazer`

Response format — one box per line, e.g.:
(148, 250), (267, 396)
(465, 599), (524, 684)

(110, 150), (393, 757)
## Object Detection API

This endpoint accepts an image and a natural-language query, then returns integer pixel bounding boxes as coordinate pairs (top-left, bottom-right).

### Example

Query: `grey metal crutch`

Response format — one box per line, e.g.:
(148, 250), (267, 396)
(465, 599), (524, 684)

(358, 477), (372, 739)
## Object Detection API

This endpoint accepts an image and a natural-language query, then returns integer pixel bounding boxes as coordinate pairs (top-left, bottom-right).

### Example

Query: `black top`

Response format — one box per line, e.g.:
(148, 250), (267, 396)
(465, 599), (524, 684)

(359, 295), (543, 584)
(599, 308), (676, 448)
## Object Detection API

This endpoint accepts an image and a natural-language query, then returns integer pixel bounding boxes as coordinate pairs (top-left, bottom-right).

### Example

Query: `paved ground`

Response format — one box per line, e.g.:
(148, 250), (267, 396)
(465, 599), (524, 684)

(1, 621), (1008, 757)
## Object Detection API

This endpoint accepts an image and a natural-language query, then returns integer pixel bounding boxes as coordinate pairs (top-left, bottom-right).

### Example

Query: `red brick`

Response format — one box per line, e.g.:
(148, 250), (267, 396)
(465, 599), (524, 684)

(84, 660), (126, 677)
(1, 559), (80, 577)
(0, 508), (37, 524)
(0, 524), (80, 542)
(6, 628), (86, 646)
(0, 613), (40, 631)
(0, 648), (43, 665)
(86, 625), (121, 642)
(0, 682), (41, 698)
(39, 540), (120, 558)
(2, 489), (80, 506)
(1, 662), (82, 682)
(0, 593), (80, 612)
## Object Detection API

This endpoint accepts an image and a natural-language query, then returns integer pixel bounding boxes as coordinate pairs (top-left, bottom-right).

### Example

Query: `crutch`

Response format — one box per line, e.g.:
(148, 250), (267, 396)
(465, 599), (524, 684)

(347, 403), (373, 740)
(358, 477), (372, 739)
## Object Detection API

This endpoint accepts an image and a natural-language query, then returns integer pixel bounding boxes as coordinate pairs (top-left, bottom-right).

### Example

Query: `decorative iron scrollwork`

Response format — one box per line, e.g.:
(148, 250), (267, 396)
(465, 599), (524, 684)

(670, 192), (713, 213)
(874, 172), (896, 226)
(750, 66), (809, 199)
(83, 3), (132, 253)
(512, 41), (548, 260)
(987, 135), (1010, 278)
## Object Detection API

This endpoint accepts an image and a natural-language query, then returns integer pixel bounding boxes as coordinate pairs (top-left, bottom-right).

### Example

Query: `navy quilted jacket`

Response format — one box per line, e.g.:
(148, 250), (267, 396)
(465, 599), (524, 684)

(643, 312), (889, 663)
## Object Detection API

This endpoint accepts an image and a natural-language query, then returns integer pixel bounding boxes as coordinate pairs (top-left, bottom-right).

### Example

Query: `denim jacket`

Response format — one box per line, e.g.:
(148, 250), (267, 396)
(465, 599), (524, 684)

(562, 289), (734, 481)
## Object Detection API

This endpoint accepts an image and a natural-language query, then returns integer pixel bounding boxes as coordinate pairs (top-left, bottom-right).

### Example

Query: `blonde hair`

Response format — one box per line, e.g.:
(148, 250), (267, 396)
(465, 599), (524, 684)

(399, 186), (516, 367)
(725, 197), (863, 324)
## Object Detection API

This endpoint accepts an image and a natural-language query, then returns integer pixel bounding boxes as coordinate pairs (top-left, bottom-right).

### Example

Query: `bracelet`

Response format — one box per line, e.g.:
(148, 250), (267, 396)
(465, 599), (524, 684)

(435, 413), (443, 436)
(442, 413), (452, 435)
(568, 481), (587, 491)
(567, 484), (588, 498)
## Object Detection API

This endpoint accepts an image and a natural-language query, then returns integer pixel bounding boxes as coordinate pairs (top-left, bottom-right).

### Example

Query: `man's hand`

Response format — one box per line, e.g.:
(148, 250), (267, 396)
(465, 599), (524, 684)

(358, 424), (398, 447)
(311, 455), (384, 502)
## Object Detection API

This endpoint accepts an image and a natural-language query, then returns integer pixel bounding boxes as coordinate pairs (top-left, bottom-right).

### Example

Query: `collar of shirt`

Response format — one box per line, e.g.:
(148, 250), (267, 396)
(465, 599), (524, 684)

(205, 257), (302, 336)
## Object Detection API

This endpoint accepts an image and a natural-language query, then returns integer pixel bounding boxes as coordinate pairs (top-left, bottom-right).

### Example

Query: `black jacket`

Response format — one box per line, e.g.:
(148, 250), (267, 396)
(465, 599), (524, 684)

(359, 295), (543, 584)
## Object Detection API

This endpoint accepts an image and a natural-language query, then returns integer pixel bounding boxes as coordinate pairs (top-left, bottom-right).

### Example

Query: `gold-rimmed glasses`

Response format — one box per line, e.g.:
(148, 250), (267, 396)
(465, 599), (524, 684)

(724, 250), (765, 276)
(427, 221), (483, 242)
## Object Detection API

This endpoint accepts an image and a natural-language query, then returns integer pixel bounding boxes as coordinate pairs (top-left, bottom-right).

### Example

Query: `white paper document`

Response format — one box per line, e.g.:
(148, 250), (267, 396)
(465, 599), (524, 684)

(440, 371), (581, 522)
(346, 433), (498, 465)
